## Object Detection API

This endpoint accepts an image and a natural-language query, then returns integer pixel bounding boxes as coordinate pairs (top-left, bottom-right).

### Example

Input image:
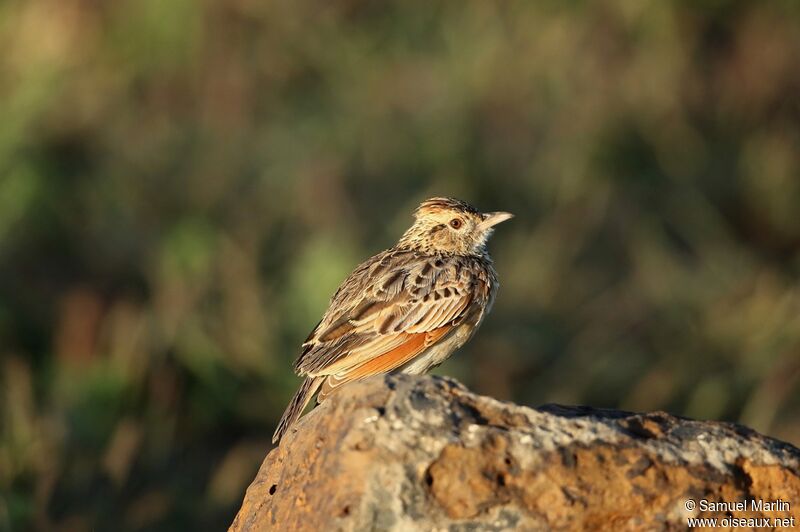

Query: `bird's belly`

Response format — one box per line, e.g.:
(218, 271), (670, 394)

(398, 323), (476, 375)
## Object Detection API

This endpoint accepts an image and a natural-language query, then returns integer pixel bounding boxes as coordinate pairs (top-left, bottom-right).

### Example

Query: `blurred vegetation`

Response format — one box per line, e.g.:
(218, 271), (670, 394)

(1, 0), (800, 530)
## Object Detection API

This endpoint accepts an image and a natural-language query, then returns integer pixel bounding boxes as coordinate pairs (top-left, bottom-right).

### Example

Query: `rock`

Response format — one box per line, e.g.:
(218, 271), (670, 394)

(230, 375), (800, 531)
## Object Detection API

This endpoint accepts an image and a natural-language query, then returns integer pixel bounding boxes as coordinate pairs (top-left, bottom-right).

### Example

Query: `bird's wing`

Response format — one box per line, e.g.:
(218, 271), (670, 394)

(293, 250), (487, 383)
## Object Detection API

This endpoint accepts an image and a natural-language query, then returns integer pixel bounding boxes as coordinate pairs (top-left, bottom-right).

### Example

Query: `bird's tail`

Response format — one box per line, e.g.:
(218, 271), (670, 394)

(272, 377), (322, 444)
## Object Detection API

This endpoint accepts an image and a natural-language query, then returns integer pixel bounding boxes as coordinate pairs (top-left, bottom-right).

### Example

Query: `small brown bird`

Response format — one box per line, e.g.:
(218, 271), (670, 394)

(273, 197), (512, 443)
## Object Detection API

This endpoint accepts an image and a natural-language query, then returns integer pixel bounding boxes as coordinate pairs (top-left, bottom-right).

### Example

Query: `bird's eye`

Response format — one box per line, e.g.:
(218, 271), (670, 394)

(449, 218), (462, 229)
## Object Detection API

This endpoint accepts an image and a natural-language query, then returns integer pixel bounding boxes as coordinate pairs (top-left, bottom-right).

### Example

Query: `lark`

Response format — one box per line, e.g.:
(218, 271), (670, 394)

(273, 197), (512, 443)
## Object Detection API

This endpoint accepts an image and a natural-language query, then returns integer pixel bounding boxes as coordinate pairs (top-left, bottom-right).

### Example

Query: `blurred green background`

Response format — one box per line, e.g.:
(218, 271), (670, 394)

(2, 0), (800, 530)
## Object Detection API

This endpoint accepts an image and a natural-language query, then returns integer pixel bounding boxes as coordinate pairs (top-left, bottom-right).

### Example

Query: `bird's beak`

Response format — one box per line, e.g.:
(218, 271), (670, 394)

(479, 211), (514, 230)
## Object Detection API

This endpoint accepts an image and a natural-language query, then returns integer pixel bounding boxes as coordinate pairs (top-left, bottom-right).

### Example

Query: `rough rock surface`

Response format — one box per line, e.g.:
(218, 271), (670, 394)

(231, 375), (800, 531)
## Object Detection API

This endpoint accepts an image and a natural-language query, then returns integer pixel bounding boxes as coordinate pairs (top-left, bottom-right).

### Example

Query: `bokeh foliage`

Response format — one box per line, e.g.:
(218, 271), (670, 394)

(2, 0), (800, 530)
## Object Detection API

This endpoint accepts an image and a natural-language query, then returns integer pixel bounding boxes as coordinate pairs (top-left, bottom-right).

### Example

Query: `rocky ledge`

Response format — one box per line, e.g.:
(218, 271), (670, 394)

(231, 375), (800, 531)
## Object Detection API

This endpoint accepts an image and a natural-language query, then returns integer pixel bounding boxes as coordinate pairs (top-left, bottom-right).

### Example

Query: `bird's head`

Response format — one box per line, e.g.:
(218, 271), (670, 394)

(397, 197), (513, 256)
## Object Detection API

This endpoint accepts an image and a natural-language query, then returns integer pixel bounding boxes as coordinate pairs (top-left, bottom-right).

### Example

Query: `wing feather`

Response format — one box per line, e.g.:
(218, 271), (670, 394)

(295, 251), (485, 377)
(318, 325), (453, 402)
(312, 333), (409, 376)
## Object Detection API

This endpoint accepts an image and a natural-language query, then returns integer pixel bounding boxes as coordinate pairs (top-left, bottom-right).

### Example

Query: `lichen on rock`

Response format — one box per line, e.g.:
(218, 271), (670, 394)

(230, 375), (800, 531)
